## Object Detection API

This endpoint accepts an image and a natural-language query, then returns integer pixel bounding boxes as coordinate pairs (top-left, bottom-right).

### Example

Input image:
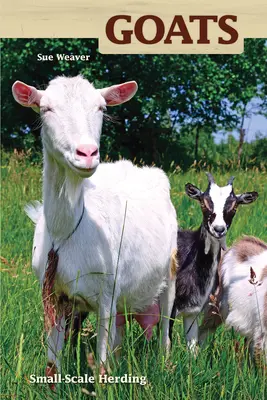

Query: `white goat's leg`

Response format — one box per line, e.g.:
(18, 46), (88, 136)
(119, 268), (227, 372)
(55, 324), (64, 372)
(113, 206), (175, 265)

(97, 302), (117, 370)
(159, 277), (176, 353)
(113, 325), (124, 360)
(46, 315), (66, 390)
(184, 314), (199, 356)
(47, 315), (66, 370)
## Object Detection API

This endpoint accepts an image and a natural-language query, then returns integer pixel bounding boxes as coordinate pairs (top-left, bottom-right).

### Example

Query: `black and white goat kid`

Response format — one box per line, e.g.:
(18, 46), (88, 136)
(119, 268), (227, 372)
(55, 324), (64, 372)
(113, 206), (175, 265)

(169, 173), (258, 354)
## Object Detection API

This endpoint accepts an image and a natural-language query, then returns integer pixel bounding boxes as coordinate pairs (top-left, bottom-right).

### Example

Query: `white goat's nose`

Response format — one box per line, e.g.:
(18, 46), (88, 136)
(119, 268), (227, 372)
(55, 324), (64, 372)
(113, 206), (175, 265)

(76, 144), (99, 159)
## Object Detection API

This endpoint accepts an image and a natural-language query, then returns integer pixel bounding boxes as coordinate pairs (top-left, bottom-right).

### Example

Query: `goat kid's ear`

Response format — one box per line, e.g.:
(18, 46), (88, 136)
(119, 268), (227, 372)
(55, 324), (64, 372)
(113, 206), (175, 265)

(236, 191), (258, 205)
(99, 81), (138, 106)
(12, 81), (44, 113)
(185, 183), (203, 200)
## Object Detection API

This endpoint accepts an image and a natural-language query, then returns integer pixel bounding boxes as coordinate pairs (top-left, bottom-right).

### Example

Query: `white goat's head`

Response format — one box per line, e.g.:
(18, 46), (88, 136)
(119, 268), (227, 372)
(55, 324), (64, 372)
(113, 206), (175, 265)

(12, 75), (138, 177)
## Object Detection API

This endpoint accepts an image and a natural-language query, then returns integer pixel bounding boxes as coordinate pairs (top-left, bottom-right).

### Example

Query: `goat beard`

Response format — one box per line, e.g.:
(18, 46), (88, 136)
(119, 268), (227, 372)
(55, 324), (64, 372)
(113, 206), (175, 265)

(205, 233), (227, 254)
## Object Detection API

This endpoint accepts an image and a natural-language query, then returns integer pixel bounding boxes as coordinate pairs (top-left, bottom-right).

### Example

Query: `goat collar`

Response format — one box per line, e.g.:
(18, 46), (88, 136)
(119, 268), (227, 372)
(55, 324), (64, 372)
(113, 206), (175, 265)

(50, 202), (85, 253)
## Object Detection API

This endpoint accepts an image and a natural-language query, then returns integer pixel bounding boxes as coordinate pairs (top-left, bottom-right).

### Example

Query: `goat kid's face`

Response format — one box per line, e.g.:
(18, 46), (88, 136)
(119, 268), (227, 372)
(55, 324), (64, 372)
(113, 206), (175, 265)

(12, 76), (138, 178)
(185, 175), (258, 239)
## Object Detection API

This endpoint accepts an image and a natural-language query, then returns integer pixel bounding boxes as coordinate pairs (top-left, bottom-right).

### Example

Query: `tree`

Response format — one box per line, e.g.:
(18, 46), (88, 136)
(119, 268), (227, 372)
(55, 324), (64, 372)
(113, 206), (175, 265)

(1, 39), (266, 168)
(213, 39), (267, 165)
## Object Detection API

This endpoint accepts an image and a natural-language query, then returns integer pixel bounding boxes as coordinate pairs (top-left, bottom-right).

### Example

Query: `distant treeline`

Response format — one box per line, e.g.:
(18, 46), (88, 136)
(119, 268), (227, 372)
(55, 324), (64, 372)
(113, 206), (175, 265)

(1, 134), (266, 172)
(1, 38), (267, 170)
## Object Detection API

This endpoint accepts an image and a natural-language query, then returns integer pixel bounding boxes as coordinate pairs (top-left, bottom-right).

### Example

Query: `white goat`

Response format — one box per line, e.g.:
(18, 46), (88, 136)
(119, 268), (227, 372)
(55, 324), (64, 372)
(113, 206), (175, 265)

(12, 76), (177, 378)
(200, 236), (267, 365)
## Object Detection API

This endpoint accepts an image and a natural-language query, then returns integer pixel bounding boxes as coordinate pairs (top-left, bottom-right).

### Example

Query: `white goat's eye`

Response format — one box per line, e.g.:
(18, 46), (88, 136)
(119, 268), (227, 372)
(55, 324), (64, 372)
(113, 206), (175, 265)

(98, 105), (106, 112)
(41, 106), (53, 113)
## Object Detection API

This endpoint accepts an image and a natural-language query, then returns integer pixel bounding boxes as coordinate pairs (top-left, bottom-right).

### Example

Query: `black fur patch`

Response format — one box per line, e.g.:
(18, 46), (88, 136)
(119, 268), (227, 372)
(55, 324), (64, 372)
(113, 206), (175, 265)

(174, 227), (220, 312)
(223, 197), (237, 228)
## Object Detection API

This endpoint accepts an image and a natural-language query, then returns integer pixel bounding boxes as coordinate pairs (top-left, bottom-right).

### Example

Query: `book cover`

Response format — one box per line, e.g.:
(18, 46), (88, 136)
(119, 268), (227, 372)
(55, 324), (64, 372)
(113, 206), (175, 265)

(1, 2), (267, 399)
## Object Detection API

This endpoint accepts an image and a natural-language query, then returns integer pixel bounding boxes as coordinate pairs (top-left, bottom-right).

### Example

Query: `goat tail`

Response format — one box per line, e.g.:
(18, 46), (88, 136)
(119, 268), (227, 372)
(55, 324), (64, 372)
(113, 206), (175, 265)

(24, 201), (43, 224)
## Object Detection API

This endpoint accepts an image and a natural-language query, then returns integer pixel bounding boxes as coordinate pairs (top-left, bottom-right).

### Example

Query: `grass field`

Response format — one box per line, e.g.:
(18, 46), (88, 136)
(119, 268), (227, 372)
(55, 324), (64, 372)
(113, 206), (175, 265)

(1, 155), (267, 399)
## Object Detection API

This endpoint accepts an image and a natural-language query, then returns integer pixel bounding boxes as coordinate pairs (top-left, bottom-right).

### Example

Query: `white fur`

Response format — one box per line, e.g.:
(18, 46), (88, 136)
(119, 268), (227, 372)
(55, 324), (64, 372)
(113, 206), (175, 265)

(24, 201), (42, 224)
(14, 75), (177, 368)
(220, 243), (267, 361)
(208, 183), (232, 235)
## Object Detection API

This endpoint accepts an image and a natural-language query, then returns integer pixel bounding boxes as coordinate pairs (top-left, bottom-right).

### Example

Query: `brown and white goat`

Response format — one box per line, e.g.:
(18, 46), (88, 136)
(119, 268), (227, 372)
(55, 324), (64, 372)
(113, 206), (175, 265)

(200, 236), (267, 365)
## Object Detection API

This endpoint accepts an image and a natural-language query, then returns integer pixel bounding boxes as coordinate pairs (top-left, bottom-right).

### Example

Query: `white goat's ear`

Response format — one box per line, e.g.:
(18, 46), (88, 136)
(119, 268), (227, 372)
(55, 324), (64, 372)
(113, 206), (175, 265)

(185, 183), (203, 200)
(99, 81), (138, 106)
(12, 81), (44, 113)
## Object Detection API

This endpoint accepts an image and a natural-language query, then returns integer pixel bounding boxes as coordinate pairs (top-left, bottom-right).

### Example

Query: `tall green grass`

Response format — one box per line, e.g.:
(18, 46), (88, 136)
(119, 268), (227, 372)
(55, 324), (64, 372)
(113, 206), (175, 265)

(1, 155), (267, 399)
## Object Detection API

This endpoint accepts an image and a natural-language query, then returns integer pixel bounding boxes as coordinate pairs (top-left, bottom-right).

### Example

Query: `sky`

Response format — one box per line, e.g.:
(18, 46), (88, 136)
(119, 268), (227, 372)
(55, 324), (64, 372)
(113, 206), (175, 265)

(214, 110), (267, 144)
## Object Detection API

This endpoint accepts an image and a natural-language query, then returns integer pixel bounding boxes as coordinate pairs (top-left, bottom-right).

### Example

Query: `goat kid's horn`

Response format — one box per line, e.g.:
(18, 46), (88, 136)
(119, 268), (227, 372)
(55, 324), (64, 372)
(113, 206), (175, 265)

(206, 172), (215, 184)
(227, 176), (235, 186)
